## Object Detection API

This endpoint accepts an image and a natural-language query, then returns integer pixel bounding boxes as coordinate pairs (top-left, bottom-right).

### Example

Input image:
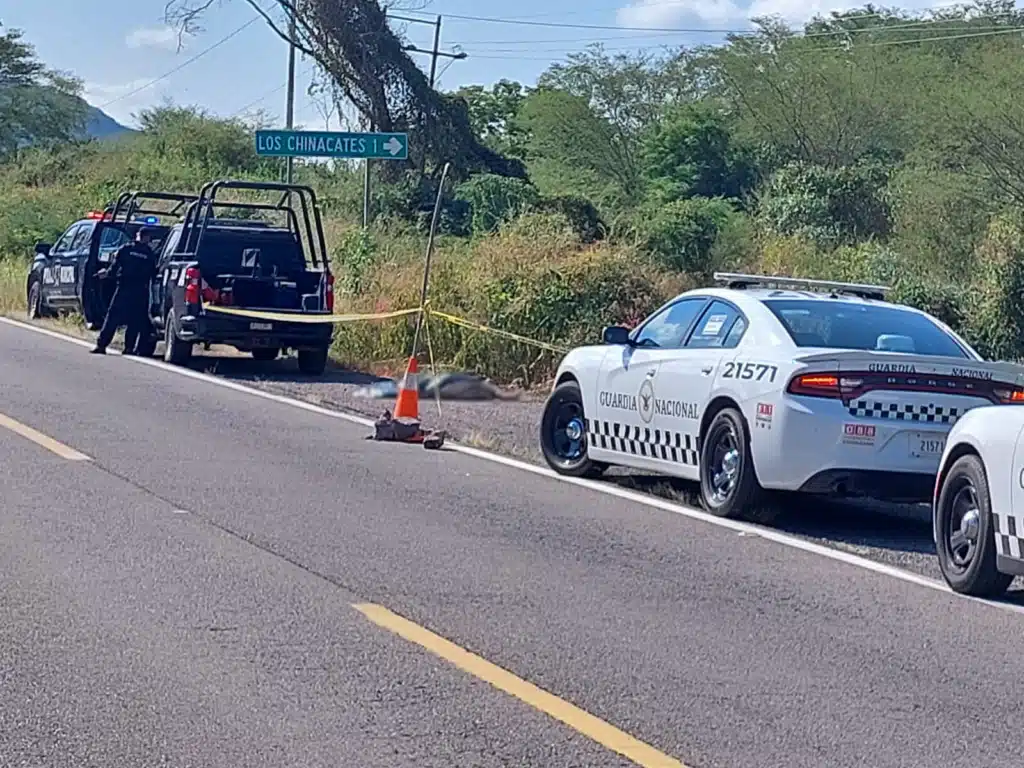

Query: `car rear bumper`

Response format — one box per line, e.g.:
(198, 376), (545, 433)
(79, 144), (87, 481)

(178, 310), (333, 350)
(753, 396), (954, 500)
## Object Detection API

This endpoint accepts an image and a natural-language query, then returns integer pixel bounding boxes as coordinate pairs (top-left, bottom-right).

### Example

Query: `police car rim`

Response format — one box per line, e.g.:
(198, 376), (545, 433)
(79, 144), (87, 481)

(551, 402), (586, 462)
(946, 482), (981, 570)
(708, 424), (741, 504)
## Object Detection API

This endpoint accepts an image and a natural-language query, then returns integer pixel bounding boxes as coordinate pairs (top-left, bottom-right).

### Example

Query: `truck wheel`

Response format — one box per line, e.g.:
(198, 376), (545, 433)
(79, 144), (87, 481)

(27, 281), (44, 319)
(163, 310), (193, 366)
(699, 407), (762, 519)
(252, 348), (280, 362)
(935, 453), (1013, 598)
(539, 380), (607, 478)
(297, 347), (328, 375)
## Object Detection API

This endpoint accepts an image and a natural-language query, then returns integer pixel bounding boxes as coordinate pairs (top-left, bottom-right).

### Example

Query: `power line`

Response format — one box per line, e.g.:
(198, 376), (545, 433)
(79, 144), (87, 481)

(405, 4), (1021, 40)
(99, 18), (260, 109)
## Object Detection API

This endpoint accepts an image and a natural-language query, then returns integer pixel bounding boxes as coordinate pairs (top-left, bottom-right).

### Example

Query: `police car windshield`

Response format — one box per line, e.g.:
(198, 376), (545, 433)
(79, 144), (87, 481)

(763, 299), (971, 358)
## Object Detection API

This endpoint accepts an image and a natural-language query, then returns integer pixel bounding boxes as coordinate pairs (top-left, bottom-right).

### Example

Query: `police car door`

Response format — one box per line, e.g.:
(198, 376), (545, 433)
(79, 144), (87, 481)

(63, 222), (95, 308)
(44, 224), (84, 304)
(591, 297), (709, 475)
(655, 299), (750, 479)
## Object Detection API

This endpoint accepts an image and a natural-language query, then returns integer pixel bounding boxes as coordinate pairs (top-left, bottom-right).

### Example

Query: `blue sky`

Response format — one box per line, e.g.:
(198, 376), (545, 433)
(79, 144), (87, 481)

(4, 0), (945, 129)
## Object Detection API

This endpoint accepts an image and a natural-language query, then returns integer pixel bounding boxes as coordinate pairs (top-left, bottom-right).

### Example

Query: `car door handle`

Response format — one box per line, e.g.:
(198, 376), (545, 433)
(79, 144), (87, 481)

(646, 368), (657, 377)
(701, 366), (713, 375)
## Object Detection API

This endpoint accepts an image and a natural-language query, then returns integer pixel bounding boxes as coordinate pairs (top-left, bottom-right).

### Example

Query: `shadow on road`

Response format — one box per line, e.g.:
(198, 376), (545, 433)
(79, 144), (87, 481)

(187, 353), (386, 387)
(603, 471), (936, 557)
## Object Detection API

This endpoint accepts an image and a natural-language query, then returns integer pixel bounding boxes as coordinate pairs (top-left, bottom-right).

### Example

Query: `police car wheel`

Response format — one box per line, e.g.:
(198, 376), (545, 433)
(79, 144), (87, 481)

(935, 454), (1013, 598)
(699, 407), (762, 519)
(27, 281), (42, 319)
(540, 381), (607, 478)
(163, 311), (192, 366)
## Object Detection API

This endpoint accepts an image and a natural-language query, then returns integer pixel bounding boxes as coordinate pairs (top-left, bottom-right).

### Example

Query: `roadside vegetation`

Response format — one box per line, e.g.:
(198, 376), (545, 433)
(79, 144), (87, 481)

(4, 3), (1024, 383)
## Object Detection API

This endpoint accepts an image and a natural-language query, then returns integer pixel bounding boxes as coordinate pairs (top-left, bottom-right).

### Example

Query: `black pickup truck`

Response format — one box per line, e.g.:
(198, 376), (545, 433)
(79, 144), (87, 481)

(150, 180), (335, 375)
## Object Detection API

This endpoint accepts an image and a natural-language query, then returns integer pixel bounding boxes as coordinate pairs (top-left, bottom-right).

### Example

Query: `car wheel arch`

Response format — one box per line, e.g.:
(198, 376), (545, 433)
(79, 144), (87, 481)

(933, 441), (985, 541)
(555, 371), (578, 387)
(699, 395), (745, 449)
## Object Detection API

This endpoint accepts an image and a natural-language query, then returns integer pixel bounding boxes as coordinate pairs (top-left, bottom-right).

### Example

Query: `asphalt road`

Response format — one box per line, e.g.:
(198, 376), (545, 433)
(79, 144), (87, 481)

(4, 319), (1024, 768)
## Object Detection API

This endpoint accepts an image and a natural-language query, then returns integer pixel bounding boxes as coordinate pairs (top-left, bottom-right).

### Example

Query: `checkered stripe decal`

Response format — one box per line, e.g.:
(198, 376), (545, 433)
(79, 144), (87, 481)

(993, 512), (1024, 560)
(848, 400), (963, 424)
(585, 419), (699, 466)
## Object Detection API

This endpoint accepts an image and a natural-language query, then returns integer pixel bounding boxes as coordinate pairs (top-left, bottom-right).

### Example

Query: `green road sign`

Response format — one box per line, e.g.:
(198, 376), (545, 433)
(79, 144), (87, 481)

(255, 129), (409, 160)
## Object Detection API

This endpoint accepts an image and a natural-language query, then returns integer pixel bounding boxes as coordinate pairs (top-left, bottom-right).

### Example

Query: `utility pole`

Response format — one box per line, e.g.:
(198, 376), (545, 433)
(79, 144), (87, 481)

(388, 13), (466, 176)
(284, 10), (296, 184)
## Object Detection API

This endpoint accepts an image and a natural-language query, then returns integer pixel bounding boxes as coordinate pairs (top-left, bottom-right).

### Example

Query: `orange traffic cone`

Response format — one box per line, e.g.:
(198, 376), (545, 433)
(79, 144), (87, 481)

(393, 356), (420, 420)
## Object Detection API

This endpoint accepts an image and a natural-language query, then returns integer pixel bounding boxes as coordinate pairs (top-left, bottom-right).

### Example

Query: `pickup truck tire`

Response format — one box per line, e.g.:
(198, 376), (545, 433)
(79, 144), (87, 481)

(252, 348), (280, 362)
(297, 347), (328, 375)
(163, 310), (193, 366)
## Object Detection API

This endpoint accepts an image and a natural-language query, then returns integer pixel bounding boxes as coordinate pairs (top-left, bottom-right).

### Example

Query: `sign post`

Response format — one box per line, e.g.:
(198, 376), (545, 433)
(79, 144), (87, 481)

(255, 130), (409, 161)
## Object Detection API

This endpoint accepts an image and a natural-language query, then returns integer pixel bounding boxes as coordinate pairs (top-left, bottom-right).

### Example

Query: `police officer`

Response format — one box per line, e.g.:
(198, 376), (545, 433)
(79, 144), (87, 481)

(90, 227), (158, 355)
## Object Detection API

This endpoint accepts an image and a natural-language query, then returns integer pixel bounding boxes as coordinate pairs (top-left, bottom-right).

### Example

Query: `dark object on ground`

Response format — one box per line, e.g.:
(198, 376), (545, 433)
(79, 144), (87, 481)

(355, 372), (520, 402)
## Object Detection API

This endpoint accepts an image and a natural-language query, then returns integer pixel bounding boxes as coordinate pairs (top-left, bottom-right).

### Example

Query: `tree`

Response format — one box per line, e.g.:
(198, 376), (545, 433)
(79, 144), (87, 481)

(517, 88), (643, 210)
(0, 26), (86, 160)
(164, 0), (525, 180)
(641, 103), (757, 204)
(452, 80), (528, 159)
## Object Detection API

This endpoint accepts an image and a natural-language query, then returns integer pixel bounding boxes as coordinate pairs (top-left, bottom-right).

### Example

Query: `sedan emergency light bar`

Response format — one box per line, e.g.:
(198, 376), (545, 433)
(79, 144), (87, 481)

(713, 272), (891, 301)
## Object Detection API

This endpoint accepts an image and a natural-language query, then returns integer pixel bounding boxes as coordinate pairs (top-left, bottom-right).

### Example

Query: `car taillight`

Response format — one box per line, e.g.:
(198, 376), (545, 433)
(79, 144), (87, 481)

(325, 273), (334, 312)
(787, 373), (842, 398)
(994, 386), (1024, 404)
(184, 266), (201, 305)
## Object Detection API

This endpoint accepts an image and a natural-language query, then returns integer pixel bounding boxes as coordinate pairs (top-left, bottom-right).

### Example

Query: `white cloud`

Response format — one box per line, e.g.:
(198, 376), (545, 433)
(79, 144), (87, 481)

(617, 0), (951, 29)
(617, 0), (747, 28)
(125, 25), (181, 51)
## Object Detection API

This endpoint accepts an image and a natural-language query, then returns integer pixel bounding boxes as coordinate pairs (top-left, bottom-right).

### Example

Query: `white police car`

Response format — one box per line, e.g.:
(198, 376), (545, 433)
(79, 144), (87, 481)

(539, 273), (1024, 519)
(932, 406), (1024, 598)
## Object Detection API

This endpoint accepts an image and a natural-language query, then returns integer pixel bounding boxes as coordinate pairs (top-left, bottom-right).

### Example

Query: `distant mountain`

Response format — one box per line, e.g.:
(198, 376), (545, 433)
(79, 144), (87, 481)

(82, 103), (135, 140)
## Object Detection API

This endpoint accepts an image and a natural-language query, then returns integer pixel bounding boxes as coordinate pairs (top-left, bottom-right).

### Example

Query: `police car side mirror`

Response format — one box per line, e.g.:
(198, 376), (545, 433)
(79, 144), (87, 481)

(34, 242), (52, 256)
(603, 325), (632, 345)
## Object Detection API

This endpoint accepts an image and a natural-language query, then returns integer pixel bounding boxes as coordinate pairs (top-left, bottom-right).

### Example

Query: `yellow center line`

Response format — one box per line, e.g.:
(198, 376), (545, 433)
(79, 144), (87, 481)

(353, 602), (687, 768)
(0, 412), (91, 461)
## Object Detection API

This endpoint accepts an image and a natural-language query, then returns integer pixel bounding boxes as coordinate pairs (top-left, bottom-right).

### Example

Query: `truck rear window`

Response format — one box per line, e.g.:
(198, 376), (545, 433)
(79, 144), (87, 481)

(763, 299), (971, 358)
(197, 227), (306, 277)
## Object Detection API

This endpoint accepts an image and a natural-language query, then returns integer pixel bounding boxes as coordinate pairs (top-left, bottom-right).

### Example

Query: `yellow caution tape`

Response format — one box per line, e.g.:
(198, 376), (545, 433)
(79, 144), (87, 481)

(202, 305), (421, 324)
(200, 303), (568, 355)
(427, 309), (569, 355)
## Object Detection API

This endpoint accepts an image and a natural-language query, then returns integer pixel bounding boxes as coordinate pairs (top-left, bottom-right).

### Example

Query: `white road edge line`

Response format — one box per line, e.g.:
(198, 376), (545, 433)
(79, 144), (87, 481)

(4, 315), (1023, 617)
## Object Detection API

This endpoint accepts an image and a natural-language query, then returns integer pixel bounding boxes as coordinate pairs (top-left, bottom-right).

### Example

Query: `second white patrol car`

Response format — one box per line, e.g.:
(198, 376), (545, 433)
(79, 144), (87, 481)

(539, 273), (1024, 519)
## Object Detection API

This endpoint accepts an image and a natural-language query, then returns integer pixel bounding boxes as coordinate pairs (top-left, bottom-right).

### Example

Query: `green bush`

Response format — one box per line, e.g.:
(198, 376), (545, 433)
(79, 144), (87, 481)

(534, 194), (604, 243)
(960, 213), (1024, 360)
(454, 173), (540, 235)
(756, 161), (892, 248)
(640, 197), (737, 277)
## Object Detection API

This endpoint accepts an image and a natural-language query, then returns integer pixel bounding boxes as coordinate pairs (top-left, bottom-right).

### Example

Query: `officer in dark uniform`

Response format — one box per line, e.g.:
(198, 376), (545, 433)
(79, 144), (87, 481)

(90, 227), (158, 355)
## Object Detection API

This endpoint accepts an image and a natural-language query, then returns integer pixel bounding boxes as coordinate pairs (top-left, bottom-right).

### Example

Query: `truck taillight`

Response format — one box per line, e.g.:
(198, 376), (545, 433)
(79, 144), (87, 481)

(326, 273), (334, 312)
(184, 266), (201, 305)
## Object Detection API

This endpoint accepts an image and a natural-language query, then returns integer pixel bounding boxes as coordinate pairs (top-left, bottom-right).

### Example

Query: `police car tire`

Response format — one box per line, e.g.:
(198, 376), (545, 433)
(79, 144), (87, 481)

(27, 281), (43, 319)
(540, 381), (607, 479)
(935, 454), (1013, 598)
(163, 311), (192, 366)
(698, 407), (762, 520)
(298, 347), (328, 375)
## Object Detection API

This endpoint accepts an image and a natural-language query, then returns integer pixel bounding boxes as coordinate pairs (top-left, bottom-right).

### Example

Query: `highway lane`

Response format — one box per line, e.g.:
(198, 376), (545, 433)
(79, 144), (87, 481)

(4, 319), (1024, 768)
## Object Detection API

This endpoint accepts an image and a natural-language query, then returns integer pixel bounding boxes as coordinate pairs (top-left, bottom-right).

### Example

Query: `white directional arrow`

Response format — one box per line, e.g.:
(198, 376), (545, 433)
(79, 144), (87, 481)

(384, 136), (404, 156)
